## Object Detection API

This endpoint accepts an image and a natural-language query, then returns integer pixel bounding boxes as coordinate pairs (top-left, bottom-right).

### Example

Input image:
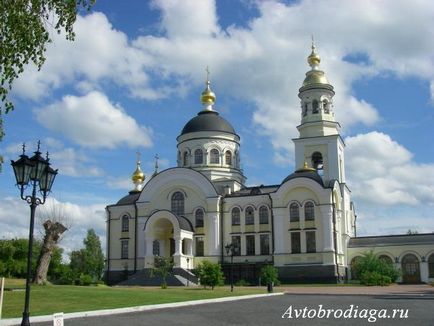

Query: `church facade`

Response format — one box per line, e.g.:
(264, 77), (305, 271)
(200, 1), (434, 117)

(105, 45), (434, 285)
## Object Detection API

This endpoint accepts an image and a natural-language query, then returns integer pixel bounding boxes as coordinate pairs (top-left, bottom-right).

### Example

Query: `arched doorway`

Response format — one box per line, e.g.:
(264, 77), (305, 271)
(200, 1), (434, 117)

(401, 254), (421, 284)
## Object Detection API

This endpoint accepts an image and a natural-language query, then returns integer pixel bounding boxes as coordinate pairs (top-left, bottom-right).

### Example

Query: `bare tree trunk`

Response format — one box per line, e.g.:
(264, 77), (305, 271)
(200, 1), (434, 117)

(33, 220), (67, 285)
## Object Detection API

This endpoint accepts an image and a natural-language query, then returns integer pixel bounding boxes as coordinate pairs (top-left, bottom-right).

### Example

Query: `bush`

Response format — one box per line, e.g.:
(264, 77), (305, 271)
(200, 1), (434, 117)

(354, 251), (399, 286)
(235, 279), (250, 286)
(195, 261), (224, 290)
(150, 256), (174, 289)
(260, 265), (279, 286)
(74, 273), (92, 286)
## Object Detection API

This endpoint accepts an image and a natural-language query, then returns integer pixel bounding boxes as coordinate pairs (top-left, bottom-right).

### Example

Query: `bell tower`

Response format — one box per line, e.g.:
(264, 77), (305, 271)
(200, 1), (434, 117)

(293, 41), (345, 184)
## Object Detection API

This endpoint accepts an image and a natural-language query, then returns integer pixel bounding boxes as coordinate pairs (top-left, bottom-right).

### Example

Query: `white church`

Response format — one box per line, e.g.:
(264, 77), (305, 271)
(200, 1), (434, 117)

(106, 45), (434, 285)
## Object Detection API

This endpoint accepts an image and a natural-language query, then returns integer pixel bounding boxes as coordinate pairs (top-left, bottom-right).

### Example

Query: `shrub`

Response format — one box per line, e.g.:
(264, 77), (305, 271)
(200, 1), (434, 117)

(150, 256), (174, 289)
(260, 265), (279, 286)
(235, 279), (250, 286)
(354, 251), (400, 286)
(78, 274), (93, 286)
(195, 261), (224, 290)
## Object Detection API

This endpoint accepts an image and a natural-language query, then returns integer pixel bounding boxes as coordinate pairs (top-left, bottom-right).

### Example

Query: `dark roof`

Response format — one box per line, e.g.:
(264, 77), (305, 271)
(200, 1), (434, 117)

(348, 233), (434, 248)
(177, 215), (194, 232)
(116, 191), (140, 205)
(226, 185), (279, 197)
(282, 170), (324, 187)
(180, 110), (236, 136)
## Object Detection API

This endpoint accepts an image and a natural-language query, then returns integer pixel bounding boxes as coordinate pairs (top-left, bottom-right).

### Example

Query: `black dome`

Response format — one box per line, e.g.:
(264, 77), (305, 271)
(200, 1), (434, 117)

(282, 170), (324, 187)
(180, 110), (236, 135)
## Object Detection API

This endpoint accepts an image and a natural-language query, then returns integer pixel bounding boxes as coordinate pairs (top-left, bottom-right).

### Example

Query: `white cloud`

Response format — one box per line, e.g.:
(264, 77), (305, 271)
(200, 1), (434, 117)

(0, 196), (106, 259)
(346, 131), (434, 206)
(35, 91), (153, 149)
(4, 139), (103, 177)
(12, 1), (434, 158)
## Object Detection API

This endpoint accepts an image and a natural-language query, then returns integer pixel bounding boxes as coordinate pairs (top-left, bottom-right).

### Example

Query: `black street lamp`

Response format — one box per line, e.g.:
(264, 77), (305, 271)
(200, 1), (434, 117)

(225, 242), (238, 292)
(11, 142), (58, 326)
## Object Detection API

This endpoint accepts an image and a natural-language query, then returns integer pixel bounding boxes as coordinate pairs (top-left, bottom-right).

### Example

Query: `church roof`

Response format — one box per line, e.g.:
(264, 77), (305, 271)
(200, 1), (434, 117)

(176, 215), (194, 232)
(348, 233), (434, 247)
(116, 191), (140, 205)
(226, 185), (279, 197)
(180, 110), (236, 136)
(282, 170), (324, 187)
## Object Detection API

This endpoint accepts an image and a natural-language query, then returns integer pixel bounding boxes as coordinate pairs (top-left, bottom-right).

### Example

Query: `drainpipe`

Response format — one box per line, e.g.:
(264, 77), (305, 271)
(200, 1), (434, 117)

(134, 202), (138, 272)
(332, 194), (340, 282)
(267, 194), (275, 264)
(220, 195), (224, 264)
(106, 208), (111, 282)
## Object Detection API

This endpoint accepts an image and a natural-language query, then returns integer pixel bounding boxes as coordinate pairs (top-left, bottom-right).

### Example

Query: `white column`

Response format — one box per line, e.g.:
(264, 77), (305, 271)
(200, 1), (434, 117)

(207, 213), (219, 256)
(145, 237), (153, 256)
(272, 207), (286, 254)
(174, 236), (182, 255)
(420, 261), (429, 283)
(320, 205), (334, 252)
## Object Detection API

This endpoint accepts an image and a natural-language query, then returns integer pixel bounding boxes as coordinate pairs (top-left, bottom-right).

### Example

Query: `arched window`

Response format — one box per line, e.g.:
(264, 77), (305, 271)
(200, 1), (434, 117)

(210, 149), (220, 164)
(225, 150), (232, 165)
(428, 254), (434, 278)
(245, 207), (254, 225)
(305, 202), (315, 221)
(194, 149), (203, 164)
(290, 203), (299, 222)
(195, 209), (204, 228)
(312, 152), (323, 171)
(259, 206), (269, 224)
(231, 207), (240, 226)
(171, 191), (184, 216)
(121, 215), (129, 232)
(312, 100), (319, 114)
(379, 255), (393, 265)
(303, 103), (308, 116)
(323, 99), (329, 113)
(183, 151), (189, 166)
(152, 240), (160, 256)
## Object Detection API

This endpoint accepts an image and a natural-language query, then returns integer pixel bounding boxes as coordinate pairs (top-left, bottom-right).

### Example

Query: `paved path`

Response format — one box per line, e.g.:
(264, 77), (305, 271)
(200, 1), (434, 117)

(31, 292), (434, 326)
(3, 285), (434, 325)
(282, 284), (434, 296)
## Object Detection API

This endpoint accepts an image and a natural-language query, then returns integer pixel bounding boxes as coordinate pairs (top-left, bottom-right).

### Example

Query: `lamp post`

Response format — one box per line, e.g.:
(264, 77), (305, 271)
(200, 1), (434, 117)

(11, 142), (58, 326)
(225, 242), (237, 292)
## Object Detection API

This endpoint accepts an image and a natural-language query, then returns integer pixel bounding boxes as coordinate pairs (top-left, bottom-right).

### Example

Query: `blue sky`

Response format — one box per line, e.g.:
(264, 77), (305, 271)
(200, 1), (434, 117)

(1, 0), (434, 257)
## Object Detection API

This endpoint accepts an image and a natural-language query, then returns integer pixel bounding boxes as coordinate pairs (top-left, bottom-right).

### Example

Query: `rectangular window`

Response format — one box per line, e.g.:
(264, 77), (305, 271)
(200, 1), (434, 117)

(260, 234), (270, 255)
(231, 236), (241, 256)
(121, 240), (129, 259)
(195, 237), (204, 257)
(246, 235), (255, 255)
(306, 231), (316, 253)
(291, 232), (301, 254)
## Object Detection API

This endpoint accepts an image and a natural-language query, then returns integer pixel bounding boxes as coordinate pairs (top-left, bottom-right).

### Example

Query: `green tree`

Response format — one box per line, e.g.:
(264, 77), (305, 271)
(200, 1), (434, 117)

(83, 229), (105, 281)
(150, 256), (174, 289)
(195, 261), (224, 290)
(0, 0), (95, 166)
(260, 265), (279, 287)
(354, 251), (400, 286)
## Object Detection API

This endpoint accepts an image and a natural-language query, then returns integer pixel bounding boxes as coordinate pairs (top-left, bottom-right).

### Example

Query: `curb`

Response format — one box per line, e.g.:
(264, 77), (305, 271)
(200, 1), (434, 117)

(1, 292), (284, 325)
(283, 292), (434, 297)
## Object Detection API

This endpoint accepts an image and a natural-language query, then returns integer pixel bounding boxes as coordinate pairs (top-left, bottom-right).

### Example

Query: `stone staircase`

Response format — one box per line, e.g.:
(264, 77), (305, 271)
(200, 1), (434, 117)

(118, 268), (198, 286)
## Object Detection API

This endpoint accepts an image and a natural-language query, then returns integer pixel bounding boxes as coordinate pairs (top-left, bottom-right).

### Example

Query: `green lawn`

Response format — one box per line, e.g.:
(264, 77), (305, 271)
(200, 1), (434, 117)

(1, 284), (265, 318)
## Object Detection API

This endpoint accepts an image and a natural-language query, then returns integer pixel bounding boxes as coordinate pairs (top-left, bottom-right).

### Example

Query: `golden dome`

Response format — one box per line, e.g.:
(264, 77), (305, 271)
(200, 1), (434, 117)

(296, 161), (316, 173)
(131, 162), (145, 183)
(308, 45), (321, 67)
(302, 70), (329, 86)
(201, 80), (216, 105)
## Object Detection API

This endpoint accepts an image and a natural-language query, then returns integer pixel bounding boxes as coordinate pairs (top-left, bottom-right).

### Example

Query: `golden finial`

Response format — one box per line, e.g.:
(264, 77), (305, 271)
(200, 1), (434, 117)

(131, 151), (145, 184)
(296, 161), (316, 173)
(201, 66), (216, 107)
(307, 36), (321, 68)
